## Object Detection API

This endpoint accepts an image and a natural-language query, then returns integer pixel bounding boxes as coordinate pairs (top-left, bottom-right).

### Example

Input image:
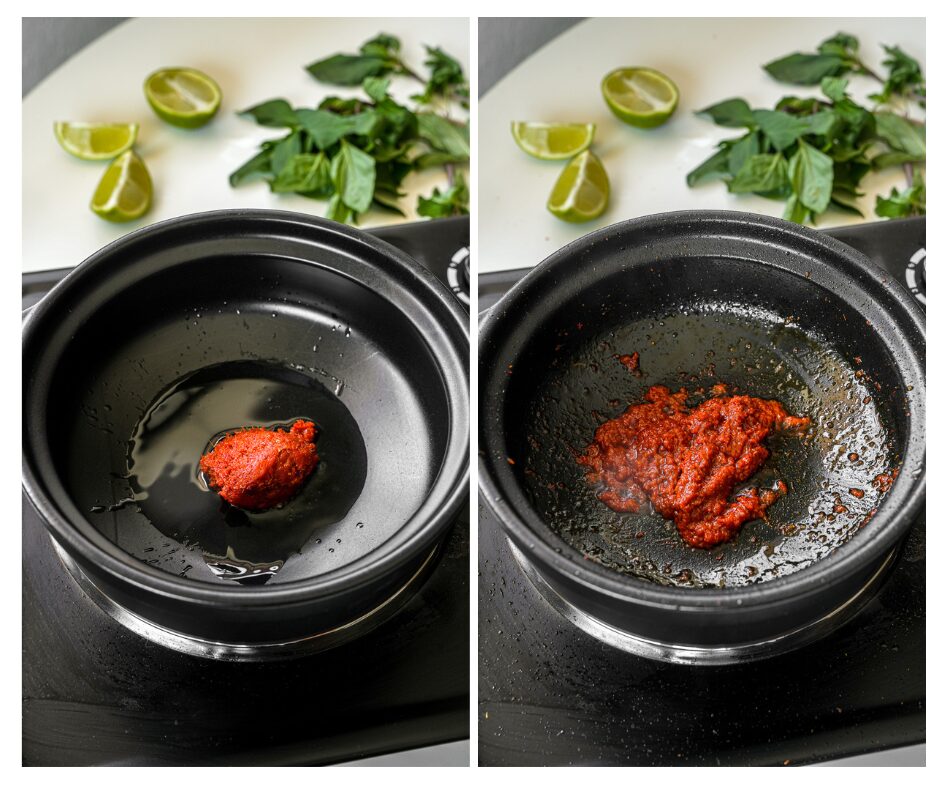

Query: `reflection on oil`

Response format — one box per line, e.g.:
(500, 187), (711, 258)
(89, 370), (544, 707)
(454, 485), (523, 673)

(98, 361), (367, 584)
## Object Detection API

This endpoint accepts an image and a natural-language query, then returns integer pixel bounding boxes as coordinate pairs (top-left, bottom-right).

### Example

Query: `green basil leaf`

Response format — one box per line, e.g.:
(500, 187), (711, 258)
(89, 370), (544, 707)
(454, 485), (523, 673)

(763, 52), (847, 85)
(788, 139), (834, 214)
(728, 153), (788, 194)
(686, 148), (730, 187)
(229, 149), (272, 187)
(295, 109), (379, 150)
(829, 192), (865, 216)
(727, 132), (761, 175)
(801, 109), (840, 139)
(363, 76), (390, 102)
(821, 76), (848, 102)
(306, 54), (389, 86)
(239, 99), (298, 128)
(871, 150), (925, 169)
(359, 34), (401, 59)
(875, 172), (925, 218)
(753, 109), (808, 151)
(270, 153), (331, 195)
(330, 140), (376, 213)
(417, 171), (469, 218)
(417, 114), (469, 159)
(270, 131), (303, 175)
(326, 193), (357, 224)
(874, 113), (926, 160)
(372, 190), (407, 216)
(783, 193), (812, 224)
(413, 45), (469, 108)
(817, 33), (859, 58)
(696, 98), (755, 128)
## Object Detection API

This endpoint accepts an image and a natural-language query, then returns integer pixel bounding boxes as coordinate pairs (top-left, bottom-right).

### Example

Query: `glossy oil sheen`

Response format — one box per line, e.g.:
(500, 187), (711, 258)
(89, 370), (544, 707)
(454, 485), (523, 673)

(120, 362), (366, 585)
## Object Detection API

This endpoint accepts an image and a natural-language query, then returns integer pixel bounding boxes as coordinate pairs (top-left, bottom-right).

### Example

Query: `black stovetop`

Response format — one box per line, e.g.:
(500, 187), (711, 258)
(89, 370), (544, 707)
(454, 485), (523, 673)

(22, 216), (470, 767)
(478, 217), (925, 766)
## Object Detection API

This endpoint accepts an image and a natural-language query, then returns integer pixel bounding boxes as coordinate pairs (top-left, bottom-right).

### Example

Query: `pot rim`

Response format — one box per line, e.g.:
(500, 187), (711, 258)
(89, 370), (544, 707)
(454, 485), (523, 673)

(478, 209), (925, 610)
(23, 209), (470, 609)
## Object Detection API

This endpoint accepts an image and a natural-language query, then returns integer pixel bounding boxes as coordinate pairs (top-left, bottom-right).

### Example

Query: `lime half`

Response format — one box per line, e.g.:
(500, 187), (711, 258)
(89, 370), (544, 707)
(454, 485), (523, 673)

(91, 150), (153, 222)
(547, 150), (609, 222)
(511, 121), (596, 160)
(602, 67), (679, 128)
(144, 67), (221, 129)
(54, 122), (138, 161)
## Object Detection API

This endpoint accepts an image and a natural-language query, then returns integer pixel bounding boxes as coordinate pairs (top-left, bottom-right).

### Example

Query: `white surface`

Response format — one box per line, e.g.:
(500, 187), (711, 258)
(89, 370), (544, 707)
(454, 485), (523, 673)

(479, 17), (925, 273)
(22, 17), (468, 273)
(333, 739), (468, 766)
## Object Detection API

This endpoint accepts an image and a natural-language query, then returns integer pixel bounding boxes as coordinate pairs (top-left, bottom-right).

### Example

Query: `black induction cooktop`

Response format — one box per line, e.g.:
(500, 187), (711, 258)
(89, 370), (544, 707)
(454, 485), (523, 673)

(22, 215), (470, 766)
(478, 216), (925, 766)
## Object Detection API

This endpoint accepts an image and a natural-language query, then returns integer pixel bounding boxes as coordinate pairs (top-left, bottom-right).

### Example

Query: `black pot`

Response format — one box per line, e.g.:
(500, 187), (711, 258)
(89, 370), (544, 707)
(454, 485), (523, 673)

(23, 210), (469, 658)
(479, 210), (925, 663)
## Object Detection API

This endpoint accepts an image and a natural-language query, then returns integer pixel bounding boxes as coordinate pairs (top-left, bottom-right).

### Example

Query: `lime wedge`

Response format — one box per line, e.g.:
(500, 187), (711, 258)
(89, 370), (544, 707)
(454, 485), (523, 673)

(91, 150), (153, 222)
(54, 122), (138, 161)
(511, 121), (596, 160)
(144, 67), (221, 129)
(602, 67), (679, 128)
(547, 150), (609, 222)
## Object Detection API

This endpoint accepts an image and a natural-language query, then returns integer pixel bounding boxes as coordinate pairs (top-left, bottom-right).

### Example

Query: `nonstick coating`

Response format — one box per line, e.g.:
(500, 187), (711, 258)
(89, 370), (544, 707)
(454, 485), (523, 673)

(23, 210), (469, 645)
(479, 211), (924, 646)
(521, 272), (897, 589)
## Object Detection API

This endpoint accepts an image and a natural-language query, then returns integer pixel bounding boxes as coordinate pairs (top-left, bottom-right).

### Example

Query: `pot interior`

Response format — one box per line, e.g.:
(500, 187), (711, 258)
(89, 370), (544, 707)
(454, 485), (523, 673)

(41, 244), (454, 587)
(493, 252), (911, 589)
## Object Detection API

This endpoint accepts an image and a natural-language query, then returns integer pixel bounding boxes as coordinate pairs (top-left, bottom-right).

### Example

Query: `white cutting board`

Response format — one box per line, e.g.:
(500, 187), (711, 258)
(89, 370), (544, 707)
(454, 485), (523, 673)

(22, 17), (468, 273)
(479, 17), (925, 273)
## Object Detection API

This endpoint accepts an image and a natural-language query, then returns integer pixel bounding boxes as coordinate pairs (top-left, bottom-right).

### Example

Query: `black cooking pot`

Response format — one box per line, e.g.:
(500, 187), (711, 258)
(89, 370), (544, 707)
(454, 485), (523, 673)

(23, 210), (469, 658)
(479, 210), (925, 663)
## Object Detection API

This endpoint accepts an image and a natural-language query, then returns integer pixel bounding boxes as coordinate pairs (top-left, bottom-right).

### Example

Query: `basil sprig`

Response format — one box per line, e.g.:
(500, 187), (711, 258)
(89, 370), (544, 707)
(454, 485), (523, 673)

(689, 32), (925, 224)
(231, 33), (469, 224)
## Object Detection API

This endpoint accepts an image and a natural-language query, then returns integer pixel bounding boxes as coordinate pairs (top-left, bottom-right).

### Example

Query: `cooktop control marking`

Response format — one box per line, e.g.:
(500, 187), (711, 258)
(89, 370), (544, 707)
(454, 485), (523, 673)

(448, 246), (471, 305)
(906, 248), (926, 304)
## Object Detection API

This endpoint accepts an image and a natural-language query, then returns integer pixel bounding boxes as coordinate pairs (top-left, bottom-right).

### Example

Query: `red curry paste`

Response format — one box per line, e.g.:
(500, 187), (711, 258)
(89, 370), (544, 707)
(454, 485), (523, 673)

(578, 386), (809, 548)
(200, 420), (319, 510)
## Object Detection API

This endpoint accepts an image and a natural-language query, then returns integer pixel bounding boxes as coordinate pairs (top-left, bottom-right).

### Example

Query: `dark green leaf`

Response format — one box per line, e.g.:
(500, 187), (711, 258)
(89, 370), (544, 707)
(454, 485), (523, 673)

(295, 108), (379, 150)
(788, 139), (834, 213)
(359, 34), (401, 59)
(413, 45), (469, 107)
(753, 109), (807, 151)
(817, 33), (859, 58)
(417, 114), (469, 159)
(306, 54), (390, 86)
(270, 131), (303, 175)
(728, 153), (788, 194)
(326, 194), (357, 224)
(413, 150), (469, 169)
(874, 113), (926, 159)
(821, 76), (848, 102)
(870, 45), (925, 105)
(763, 52), (847, 85)
(330, 140), (376, 213)
(801, 109), (840, 139)
(871, 150), (924, 169)
(239, 99), (298, 128)
(727, 132), (761, 175)
(270, 153), (331, 195)
(417, 171), (469, 218)
(875, 172), (925, 218)
(686, 148), (730, 187)
(696, 98), (754, 128)
(363, 76), (390, 102)
(829, 192), (865, 216)
(371, 190), (407, 215)
(229, 149), (271, 187)
(783, 193), (813, 224)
